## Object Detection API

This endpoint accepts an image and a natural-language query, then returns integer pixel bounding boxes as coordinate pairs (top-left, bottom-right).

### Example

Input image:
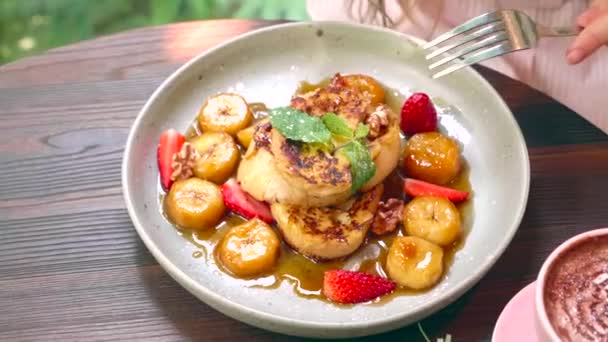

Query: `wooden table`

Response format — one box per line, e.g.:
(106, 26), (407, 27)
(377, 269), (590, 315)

(1, 19), (607, 341)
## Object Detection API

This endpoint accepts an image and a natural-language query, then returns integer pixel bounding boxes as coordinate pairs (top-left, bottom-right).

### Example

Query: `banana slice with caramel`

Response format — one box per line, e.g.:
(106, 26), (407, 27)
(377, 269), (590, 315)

(403, 132), (461, 185)
(236, 125), (255, 149)
(271, 184), (383, 261)
(217, 218), (280, 278)
(163, 178), (225, 230)
(198, 93), (253, 136)
(340, 74), (386, 105)
(403, 196), (461, 246)
(189, 132), (240, 184)
(386, 236), (444, 290)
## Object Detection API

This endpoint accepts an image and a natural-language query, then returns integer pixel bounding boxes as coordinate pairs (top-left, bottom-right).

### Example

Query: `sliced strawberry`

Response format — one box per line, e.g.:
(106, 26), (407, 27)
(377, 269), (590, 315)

(404, 178), (469, 202)
(400, 92), (438, 135)
(221, 179), (274, 224)
(323, 269), (396, 304)
(158, 129), (186, 191)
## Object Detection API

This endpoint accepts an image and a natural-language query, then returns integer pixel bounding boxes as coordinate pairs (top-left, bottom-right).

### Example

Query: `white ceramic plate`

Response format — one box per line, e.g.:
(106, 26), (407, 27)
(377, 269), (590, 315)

(122, 21), (530, 338)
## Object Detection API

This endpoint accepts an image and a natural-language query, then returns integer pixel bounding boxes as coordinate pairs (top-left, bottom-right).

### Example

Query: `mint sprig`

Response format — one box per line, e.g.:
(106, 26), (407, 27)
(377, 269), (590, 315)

(340, 140), (376, 192)
(320, 113), (373, 192)
(322, 112), (353, 137)
(354, 123), (370, 139)
(270, 107), (375, 192)
(270, 107), (331, 143)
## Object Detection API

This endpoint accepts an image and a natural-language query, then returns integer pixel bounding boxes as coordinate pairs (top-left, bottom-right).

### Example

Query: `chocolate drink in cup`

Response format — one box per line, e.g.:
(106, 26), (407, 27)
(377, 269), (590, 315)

(543, 234), (608, 341)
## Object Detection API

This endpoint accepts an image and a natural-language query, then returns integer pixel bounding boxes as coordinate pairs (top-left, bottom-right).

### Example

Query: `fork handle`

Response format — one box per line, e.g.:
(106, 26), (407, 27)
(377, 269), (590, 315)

(537, 25), (581, 37)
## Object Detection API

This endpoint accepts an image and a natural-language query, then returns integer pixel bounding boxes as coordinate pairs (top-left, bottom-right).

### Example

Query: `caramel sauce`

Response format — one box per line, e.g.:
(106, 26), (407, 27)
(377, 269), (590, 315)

(163, 77), (473, 303)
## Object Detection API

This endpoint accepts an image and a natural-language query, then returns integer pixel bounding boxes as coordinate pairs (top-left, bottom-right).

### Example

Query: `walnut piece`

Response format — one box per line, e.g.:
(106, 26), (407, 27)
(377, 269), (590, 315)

(171, 142), (200, 182)
(366, 105), (391, 139)
(371, 198), (405, 236)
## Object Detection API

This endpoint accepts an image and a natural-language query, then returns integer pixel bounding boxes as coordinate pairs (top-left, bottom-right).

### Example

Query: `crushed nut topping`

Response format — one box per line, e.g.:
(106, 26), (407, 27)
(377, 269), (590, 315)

(366, 105), (391, 139)
(171, 142), (200, 181)
(253, 121), (272, 149)
(371, 198), (404, 236)
(288, 73), (373, 124)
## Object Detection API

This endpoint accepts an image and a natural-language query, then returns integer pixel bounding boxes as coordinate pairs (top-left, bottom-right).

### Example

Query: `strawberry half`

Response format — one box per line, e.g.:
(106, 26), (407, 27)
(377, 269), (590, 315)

(404, 178), (469, 202)
(221, 179), (274, 224)
(400, 92), (438, 135)
(323, 269), (396, 304)
(158, 129), (186, 191)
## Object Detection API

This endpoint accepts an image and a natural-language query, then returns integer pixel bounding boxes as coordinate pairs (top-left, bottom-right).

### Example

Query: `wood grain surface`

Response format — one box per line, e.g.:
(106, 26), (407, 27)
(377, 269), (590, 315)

(1, 19), (607, 341)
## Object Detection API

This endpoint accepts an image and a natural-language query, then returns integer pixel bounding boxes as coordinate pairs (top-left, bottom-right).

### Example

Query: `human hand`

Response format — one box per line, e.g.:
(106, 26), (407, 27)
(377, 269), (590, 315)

(567, 0), (608, 64)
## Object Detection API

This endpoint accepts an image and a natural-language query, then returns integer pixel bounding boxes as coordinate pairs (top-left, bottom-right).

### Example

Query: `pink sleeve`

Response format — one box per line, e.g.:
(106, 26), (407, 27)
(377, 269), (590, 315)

(478, 1), (608, 133)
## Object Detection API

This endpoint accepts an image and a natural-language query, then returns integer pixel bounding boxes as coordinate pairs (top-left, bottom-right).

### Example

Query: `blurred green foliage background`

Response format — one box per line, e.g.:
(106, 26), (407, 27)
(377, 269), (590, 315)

(0, 0), (309, 65)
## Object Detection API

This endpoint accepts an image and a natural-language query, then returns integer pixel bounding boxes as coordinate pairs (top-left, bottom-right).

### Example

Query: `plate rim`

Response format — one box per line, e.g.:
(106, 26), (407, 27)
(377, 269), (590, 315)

(121, 20), (531, 337)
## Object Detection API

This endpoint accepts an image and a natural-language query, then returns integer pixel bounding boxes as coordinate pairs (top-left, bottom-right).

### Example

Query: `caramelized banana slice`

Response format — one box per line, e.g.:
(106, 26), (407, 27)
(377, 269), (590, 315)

(403, 132), (461, 185)
(386, 236), (444, 290)
(217, 218), (280, 278)
(235, 118), (269, 150)
(341, 74), (385, 104)
(403, 196), (461, 246)
(163, 178), (225, 230)
(271, 184), (383, 260)
(190, 132), (239, 184)
(236, 126), (255, 149)
(198, 93), (253, 135)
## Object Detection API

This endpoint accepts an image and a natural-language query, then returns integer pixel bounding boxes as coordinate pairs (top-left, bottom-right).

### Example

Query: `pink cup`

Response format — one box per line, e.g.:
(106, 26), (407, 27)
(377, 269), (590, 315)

(534, 227), (608, 341)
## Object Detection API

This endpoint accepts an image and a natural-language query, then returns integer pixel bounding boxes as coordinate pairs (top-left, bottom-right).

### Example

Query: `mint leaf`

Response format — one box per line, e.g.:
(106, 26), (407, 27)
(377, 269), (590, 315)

(340, 140), (376, 192)
(322, 112), (353, 137)
(270, 107), (331, 143)
(354, 124), (370, 139)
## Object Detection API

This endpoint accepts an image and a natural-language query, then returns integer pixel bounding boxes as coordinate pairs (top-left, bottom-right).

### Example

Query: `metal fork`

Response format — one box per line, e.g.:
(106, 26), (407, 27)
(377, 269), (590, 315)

(423, 9), (579, 79)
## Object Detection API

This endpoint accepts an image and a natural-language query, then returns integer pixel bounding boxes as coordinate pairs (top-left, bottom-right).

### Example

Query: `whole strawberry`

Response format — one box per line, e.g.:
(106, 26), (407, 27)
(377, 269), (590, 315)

(323, 269), (396, 304)
(400, 92), (438, 135)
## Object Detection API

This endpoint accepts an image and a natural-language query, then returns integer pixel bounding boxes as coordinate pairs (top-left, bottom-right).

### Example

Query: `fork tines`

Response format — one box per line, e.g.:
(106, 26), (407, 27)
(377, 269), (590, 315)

(424, 11), (513, 79)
